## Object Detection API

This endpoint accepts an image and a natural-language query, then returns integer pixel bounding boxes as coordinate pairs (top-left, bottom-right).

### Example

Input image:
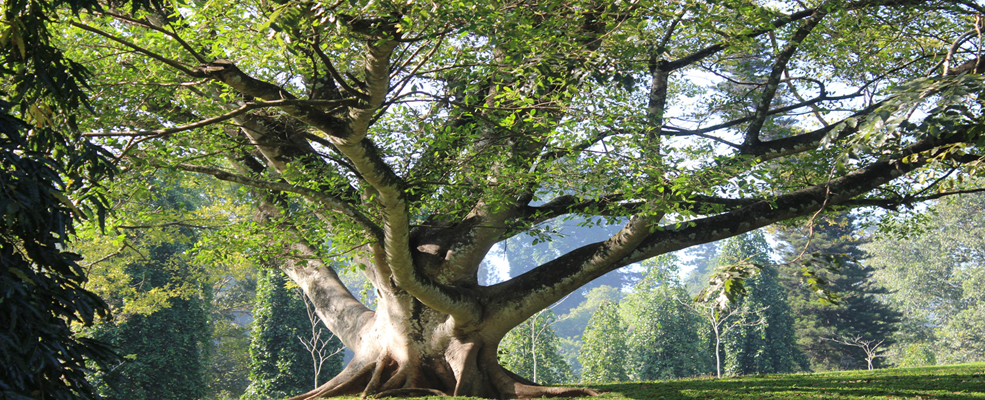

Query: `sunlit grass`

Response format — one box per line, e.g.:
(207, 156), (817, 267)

(588, 363), (985, 399)
(334, 363), (985, 400)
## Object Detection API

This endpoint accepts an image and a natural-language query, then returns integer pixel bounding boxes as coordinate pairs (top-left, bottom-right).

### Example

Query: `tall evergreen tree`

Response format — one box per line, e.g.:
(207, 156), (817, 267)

(245, 268), (344, 399)
(578, 301), (629, 383)
(719, 231), (808, 375)
(774, 213), (902, 370)
(555, 285), (623, 376)
(624, 256), (708, 380)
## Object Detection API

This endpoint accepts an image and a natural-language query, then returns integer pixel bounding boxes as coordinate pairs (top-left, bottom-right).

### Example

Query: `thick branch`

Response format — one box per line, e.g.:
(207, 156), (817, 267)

(82, 99), (350, 137)
(254, 200), (375, 350)
(484, 214), (658, 331)
(742, 6), (828, 148)
(489, 122), (981, 322)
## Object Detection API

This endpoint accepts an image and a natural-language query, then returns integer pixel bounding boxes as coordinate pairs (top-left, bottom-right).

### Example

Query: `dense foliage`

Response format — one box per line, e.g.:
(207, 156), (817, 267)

(866, 192), (985, 366)
(86, 243), (211, 400)
(246, 268), (343, 399)
(774, 213), (902, 370)
(0, 111), (116, 400)
(623, 258), (708, 380)
(718, 232), (808, 375)
(0, 0), (127, 397)
(578, 301), (629, 383)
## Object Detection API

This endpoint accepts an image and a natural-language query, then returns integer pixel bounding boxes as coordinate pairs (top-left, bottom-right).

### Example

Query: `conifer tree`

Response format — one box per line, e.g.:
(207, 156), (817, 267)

(245, 268), (343, 399)
(624, 256), (708, 380)
(774, 213), (902, 370)
(719, 231), (808, 375)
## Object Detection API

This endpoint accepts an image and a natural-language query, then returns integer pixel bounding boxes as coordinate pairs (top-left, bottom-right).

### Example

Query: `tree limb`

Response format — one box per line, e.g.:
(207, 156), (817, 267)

(742, 6), (828, 148)
(488, 120), (982, 324)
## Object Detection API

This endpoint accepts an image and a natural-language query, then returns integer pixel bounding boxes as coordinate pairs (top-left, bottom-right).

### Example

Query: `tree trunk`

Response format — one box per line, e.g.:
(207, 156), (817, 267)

(286, 283), (597, 400)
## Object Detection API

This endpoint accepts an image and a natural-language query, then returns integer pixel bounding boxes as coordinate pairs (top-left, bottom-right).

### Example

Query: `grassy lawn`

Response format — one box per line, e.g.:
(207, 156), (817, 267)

(342, 363), (985, 400)
(588, 363), (985, 399)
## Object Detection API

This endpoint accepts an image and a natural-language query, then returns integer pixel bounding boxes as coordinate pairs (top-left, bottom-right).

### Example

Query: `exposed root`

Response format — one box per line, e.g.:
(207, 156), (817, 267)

(510, 383), (600, 399)
(373, 388), (448, 398)
(289, 345), (600, 400)
(364, 353), (399, 395)
(287, 361), (375, 400)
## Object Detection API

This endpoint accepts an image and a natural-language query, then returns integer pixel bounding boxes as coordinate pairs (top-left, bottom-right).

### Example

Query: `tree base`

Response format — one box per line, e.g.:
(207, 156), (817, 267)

(286, 348), (600, 400)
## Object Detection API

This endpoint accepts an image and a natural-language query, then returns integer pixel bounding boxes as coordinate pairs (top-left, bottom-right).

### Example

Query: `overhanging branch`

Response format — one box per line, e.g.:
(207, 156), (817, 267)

(164, 162), (383, 243)
(488, 120), (983, 325)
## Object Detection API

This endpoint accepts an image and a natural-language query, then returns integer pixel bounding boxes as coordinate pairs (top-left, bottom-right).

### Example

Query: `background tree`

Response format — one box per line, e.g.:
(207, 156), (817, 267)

(822, 336), (888, 371)
(86, 242), (211, 400)
(498, 310), (574, 385)
(72, 169), (262, 399)
(684, 242), (722, 295)
(718, 232), (809, 375)
(297, 289), (346, 389)
(209, 312), (253, 399)
(866, 192), (985, 366)
(554, 285), (623, 376)
(245, 268), (343, 399)
(773, 213), (902, 370)
(623, 256), (708, 380)
(207, 268), (257, 398)
(687, 296), (765, 379)
(34, 0), (985, 397)
(577, 301), (629, 383)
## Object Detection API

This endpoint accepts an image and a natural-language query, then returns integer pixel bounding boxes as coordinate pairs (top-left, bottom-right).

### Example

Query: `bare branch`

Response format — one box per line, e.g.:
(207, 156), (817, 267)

(70, 21), (197, 76)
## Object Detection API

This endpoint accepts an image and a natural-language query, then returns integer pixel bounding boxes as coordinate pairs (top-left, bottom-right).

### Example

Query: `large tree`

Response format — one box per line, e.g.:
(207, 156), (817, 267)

(39, 0), (985, 398)
(718, 232), (808, 375)
(865, 192), (985, 365)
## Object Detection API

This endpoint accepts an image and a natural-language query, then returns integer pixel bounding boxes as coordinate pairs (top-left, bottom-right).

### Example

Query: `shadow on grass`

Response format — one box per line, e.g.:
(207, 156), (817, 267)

(589, 363), (985, 400)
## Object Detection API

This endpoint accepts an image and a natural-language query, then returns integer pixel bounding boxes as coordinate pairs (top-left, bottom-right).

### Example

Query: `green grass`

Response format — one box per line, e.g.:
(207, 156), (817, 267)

(586, 363), (985, 399)
(341, 363), (985, 400)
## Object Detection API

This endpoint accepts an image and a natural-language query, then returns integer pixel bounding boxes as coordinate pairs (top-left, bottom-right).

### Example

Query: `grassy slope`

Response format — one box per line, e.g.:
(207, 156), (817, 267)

(590, 363), (985, 399)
